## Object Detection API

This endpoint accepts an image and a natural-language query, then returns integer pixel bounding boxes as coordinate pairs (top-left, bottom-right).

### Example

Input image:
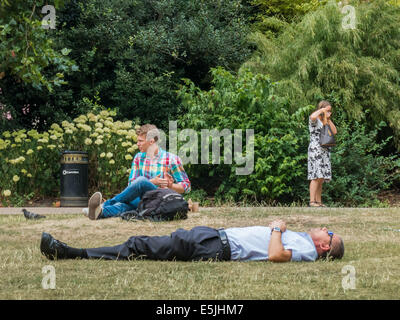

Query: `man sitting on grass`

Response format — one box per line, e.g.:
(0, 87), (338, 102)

(85, 124), (191, 220)
(40, 219), (344, 262)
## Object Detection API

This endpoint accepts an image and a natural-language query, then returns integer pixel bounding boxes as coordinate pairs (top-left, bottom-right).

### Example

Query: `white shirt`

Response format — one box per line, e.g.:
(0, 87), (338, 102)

(225, 226), (318, 262)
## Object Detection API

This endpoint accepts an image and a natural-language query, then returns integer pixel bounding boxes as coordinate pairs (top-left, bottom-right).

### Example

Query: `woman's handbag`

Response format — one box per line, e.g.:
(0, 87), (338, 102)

(320, 114), (336, 147)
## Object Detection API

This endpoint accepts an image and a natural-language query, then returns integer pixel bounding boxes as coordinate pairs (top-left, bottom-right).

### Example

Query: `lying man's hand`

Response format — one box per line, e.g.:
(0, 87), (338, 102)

(269, 219), (287, 232)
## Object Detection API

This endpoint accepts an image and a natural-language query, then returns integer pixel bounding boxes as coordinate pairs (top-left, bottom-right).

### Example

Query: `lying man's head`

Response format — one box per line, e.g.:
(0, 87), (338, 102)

(308, 227), (344, 260)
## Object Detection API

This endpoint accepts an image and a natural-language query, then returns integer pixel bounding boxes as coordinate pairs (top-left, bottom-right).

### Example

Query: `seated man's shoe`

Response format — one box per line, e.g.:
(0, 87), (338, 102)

(40, 232), (69, 260)
(88, 192), (103, 220)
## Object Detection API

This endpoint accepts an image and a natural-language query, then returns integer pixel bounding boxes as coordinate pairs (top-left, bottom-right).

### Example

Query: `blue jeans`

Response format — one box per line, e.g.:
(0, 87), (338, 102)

(100, 176), (157, 218)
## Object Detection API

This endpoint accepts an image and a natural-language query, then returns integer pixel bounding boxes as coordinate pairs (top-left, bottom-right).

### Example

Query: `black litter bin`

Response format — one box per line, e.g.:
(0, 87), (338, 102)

(60, 151), (88, 207)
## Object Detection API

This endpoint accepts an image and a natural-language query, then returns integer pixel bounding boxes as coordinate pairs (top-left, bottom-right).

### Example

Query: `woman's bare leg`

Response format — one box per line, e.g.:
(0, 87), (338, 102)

(316, 179), (324, 203)
(309, 179), (319, 205)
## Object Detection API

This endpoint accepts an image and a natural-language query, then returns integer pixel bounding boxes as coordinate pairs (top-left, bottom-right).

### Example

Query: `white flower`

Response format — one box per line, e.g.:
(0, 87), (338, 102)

(13, 175), (20, 182)
(117, 129), (128, 136)
(3, 190), (11, 197)
(73, 115), (87, 124)
(87, 113), (97, 122)
(100, 110), (109, 117)
(11, 156), (26, 164)
(61, 120), (71, 127)
(106, 152), (113, 158)
(109, 159), (115, 165)
(104, 120), (113, 128)
(125, 154), (133, 161)
(85, 138), (92, 145)
(95, 139), (103, 145)
(100, 152), (106, 158)
(51, 123), (62, 131)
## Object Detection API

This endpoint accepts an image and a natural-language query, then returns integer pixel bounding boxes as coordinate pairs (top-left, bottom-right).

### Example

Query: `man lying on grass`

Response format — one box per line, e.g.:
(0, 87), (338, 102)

(40, 219), (344, 262)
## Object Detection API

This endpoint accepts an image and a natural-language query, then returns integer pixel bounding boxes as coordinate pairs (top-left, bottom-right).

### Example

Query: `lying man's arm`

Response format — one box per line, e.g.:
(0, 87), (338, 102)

(268, 219), (292, 263)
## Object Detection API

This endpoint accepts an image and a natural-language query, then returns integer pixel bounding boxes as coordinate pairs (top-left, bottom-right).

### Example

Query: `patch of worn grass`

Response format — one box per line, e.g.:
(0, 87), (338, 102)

(0, 207), (399, 299)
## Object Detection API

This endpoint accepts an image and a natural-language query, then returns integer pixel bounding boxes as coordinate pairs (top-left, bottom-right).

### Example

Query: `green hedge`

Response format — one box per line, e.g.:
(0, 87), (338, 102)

(0, 107), (138, 206)
(178, 67), (400, 206)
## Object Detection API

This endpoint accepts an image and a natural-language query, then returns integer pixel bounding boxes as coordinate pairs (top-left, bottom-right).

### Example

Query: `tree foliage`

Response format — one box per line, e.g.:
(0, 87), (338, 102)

(54, 0), (251, 129)
(0, 0), (78, 131)
(1, 0), (251, 132)
(243, 0), (400, 150)
(249, 0), (328, 35)
(178, 67), (400, 205)
(178, 67), (311, 203)
(0, 0), (77, 91)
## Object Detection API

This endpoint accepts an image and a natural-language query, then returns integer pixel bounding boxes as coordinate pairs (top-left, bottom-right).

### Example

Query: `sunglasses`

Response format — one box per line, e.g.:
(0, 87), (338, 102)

(328, 230), (334, 248)
(321, 230), (334, 259)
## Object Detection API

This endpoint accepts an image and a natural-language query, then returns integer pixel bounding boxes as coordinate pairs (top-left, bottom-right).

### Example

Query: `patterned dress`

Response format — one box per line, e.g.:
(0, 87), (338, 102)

(307, 117), (332, 182)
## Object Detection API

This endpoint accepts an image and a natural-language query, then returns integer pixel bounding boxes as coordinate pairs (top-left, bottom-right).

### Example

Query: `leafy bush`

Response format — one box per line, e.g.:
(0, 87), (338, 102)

(0, 0), (78, 133)
(178, 67), (311, 203)
(243, 0), (400, 150)
(249, 0), (327, 36)
(177, 67), (400, 206)
(0, 0), (251, 134)
(0, 0), (77, 91)
(321, 117), (400, 207)
(0, 106), (138, 206)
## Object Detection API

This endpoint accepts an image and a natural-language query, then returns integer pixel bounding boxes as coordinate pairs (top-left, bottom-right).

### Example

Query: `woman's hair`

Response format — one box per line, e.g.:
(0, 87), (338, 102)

(316, 100), (331, 111)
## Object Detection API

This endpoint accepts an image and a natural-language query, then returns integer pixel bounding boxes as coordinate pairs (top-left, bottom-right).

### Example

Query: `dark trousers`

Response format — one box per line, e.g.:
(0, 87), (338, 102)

(86, 226), (226, 261)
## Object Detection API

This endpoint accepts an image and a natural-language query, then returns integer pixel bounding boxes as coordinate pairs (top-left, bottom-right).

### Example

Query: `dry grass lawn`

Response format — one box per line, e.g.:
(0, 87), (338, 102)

(0, 206), (399, 300)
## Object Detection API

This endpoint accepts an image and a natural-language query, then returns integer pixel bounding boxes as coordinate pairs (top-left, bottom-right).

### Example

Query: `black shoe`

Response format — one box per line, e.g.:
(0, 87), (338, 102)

(40, 232), (69, 260)
(23, 208), (46, 220)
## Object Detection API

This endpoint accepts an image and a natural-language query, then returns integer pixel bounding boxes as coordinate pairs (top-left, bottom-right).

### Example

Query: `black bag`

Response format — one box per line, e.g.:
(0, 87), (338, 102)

(120, 188), (189, 222)
(319, 116), (336, 147)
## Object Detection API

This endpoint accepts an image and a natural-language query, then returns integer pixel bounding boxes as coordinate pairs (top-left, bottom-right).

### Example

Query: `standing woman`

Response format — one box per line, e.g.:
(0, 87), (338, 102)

(308, 101), (337, 207)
